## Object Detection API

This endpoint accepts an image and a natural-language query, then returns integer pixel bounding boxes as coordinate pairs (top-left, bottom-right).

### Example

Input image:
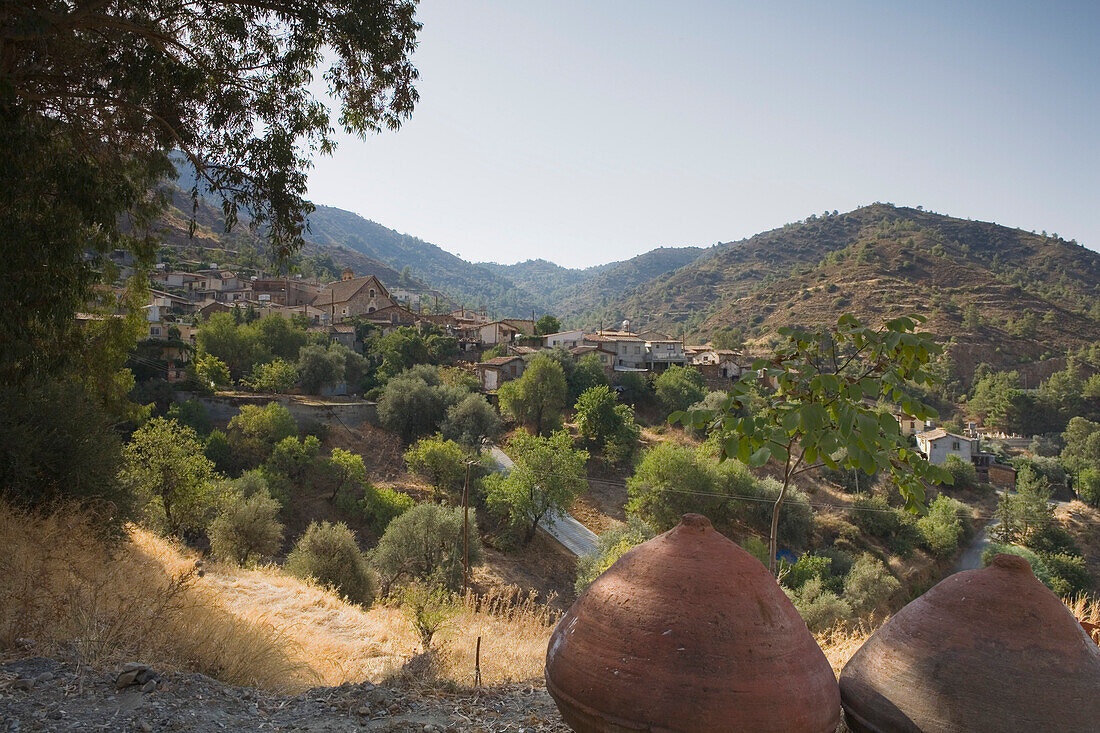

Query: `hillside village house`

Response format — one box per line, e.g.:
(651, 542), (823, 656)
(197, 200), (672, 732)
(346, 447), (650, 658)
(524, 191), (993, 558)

(583, 331), (648, 371)
(312, 269), (397, 322)
(895, 413), (931, 437)
(478, 320), (528, 346)
(915, 429), (978, 465)
(476, 356), (526, 390)
(252, 277), (321, 306)
(645, 336), (687, 371)
(544, 329), (585, 349)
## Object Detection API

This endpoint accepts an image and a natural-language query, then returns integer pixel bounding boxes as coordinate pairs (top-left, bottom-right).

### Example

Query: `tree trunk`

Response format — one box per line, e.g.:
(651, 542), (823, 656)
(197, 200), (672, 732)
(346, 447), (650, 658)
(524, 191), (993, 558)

(768, 479), (789, 576)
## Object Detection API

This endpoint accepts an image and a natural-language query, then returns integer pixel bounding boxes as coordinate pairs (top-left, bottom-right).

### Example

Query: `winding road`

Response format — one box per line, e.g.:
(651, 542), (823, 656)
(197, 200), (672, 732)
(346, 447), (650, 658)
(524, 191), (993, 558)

(486, 446), (599, 556)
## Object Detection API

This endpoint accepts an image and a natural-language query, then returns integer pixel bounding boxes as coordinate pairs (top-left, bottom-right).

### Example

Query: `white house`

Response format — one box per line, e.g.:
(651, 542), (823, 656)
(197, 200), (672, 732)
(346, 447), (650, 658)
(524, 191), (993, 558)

(915, 429), (977, 465)
(645, 338), (687, 370)
(544, 329), (585, 349)
(583, 331), (647, 371)
(476, 356), (526, 391)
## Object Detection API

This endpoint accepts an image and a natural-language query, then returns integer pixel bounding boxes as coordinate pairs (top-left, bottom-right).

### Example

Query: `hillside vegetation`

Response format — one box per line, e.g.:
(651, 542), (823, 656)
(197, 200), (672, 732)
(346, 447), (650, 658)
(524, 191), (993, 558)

(599, 205), (1100, 377)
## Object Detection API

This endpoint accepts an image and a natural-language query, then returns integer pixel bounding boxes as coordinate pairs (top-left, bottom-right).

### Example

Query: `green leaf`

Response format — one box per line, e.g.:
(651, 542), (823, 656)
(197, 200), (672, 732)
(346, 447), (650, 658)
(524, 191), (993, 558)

(749, 447), (771, 467)
(723, 436), (740, 461)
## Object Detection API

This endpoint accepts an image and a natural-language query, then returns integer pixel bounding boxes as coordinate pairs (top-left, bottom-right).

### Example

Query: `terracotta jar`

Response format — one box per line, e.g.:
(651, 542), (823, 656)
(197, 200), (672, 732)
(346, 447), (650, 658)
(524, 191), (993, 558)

(840, 553), (1100, 733)
(545, 514), (840, 732)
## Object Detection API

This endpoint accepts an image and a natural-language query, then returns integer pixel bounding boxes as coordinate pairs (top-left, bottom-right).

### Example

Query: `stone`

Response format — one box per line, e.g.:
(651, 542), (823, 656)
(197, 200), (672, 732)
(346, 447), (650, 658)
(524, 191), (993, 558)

(122, 663), (147, 673)
(546, 514), (840, 733)
(135, 670), (154, 684)
(115, 671), (139, 689)
(11, 679), (34, 691)
(34, 672), (53, 683)
(140, 680), (157, 694)
(841, 553), (1100, 733)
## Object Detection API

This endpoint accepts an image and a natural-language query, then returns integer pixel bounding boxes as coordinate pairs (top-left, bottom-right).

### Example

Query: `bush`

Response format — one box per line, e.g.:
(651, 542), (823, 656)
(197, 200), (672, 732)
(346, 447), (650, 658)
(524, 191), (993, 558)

(819, 464), (876, 494)
(1041, 552), (1092, 596)
(441, 393), (501, 449)
(575, 518), (654, 594)
(247, 359), (298, 393)
(209, 490), (284, 566)
(653, 365), (706, 414)
(498, 355), (568, 435)
(204, 429), (234, 474)
(404, 437), (468, 504)
(371, 503), (477, 595)
(297, 343), (345, 395)
(359, 484), (415, 533)
(402, 582), (458, 652)
(574, 385), (641, 464)
(1078, 468), (1100, 506)
(285, 521), (377, 606)
(740, 536), (770, 567)
(378, 367), (465, 443)
(226, 402), (297, 468)
(982, 543), (1054, 588)
(780, 554), (835, 593)
(848, 495), (901, 539)
(786, 576), (852, 632)
(917, 495), (964, 558)
(843, 554), (900, 616)
(166, 399), (212, 436)
(942, 455), (978, 491)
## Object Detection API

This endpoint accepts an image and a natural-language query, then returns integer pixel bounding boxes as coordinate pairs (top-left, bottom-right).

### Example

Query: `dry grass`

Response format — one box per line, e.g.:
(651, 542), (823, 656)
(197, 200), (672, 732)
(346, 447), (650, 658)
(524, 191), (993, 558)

(814, 625), (874, 678)
(0, 503), (310, 691)
(433, 587), (560, 686)
(0, 502), (560, 693)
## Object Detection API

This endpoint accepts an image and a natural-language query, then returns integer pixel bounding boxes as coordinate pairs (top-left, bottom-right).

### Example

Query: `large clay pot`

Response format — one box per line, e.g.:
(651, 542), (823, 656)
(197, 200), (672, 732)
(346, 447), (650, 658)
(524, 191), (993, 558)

(545, 514), (840, 732)
(840, 553), (1100, 732)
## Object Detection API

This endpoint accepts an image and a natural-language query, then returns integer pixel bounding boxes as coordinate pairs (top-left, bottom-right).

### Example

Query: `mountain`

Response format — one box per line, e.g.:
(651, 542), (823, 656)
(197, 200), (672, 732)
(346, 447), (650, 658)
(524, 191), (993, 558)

(599, 204), (1100, 377)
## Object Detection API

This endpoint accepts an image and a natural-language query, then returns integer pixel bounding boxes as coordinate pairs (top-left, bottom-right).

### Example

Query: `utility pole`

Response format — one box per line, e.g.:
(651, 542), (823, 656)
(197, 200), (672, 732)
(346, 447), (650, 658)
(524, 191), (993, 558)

(462, 459), (473, 595)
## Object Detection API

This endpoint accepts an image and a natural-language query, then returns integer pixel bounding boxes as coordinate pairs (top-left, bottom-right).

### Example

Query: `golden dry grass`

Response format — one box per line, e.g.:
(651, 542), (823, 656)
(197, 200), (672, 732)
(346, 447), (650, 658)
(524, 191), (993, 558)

(0, 502), (559, 693)
(814, 625), (874, 678)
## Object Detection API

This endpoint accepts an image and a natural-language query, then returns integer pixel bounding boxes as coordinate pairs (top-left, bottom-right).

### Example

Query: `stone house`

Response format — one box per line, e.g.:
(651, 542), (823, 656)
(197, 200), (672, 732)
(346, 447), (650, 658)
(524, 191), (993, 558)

(584, 331), (647, 371)
(476, 356), (526, 391)
(312, 270), (397, 322)
(544, 329), (585, 349)
(915, 429), (978, 465)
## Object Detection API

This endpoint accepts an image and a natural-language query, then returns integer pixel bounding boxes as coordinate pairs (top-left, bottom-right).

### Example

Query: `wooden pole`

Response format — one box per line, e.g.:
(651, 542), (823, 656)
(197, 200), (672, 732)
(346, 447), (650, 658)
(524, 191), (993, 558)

(462, 460), (472, 594)
(475, 636), (482, 688)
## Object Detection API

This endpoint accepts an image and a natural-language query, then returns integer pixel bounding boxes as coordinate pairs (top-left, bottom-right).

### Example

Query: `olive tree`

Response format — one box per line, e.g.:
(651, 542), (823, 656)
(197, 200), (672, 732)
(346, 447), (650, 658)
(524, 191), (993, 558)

(674, 314), (950, 573)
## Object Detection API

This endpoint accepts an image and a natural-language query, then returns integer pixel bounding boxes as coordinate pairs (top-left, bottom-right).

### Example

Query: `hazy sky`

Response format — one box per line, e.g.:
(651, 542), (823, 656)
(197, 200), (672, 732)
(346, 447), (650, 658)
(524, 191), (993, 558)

(306, 1), (1099, 268)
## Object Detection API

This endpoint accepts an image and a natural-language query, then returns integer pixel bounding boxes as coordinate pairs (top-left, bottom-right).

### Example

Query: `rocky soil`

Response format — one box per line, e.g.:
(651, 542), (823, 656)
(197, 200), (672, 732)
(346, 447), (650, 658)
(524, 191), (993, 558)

(0, 658), (569, 732)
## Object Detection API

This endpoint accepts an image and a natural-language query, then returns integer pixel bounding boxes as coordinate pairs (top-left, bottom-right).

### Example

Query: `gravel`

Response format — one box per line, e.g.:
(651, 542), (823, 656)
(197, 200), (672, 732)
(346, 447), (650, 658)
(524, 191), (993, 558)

(0, 657), (570, 732)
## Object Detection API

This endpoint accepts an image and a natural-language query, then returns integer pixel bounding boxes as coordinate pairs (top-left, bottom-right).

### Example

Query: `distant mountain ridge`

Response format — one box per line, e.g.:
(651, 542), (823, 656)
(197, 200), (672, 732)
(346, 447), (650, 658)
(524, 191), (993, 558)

(596, 203), (1100, 378)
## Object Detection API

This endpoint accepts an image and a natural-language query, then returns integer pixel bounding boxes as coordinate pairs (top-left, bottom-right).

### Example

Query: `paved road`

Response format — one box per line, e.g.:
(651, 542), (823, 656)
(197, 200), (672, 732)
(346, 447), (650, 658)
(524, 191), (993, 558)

(486, 446), (599, 556)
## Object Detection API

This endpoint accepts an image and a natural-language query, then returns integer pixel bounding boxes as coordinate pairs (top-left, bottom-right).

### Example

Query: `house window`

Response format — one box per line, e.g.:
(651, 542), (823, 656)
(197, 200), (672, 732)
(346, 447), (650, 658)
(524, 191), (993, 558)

(952, 441), (960, 450)
(342, 308), (348, 315)
(368, 307), (375, 313)
(369, 289), (375, 298)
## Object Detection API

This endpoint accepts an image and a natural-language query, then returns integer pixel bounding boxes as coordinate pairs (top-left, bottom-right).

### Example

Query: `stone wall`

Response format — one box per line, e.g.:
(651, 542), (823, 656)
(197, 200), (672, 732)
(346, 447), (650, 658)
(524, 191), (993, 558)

(175, 392), (378, 429)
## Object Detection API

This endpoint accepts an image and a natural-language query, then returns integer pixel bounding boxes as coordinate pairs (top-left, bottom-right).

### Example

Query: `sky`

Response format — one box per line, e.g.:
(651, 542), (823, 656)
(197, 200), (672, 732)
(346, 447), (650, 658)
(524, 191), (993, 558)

(305, 0), (1100, 269)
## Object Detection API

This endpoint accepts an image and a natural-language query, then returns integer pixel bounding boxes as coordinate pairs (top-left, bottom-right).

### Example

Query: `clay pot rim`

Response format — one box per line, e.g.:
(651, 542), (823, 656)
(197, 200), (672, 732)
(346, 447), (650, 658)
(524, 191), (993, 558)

(545, 670), (660, 732)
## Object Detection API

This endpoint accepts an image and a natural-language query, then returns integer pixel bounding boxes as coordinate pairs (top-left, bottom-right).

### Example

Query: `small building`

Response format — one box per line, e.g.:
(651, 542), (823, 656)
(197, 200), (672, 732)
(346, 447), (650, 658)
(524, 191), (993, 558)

(479, 320), (524, 346)
(645, 338), (687, 371)
(476, 356), (526, 391)
(895, 413), (930, 437)
(915, 428), (978, 466)
(544, 329), (586, 350)
(583, 331), (647, 371)
(251, 277), (320, 306)
(312, 271), (397, 322)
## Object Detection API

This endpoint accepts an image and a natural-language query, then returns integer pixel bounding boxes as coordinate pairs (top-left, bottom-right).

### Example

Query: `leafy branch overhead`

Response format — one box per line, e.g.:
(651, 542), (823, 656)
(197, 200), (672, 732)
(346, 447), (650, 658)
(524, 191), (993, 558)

(2, 0), (421, 259)
(673, 314), (952, 572)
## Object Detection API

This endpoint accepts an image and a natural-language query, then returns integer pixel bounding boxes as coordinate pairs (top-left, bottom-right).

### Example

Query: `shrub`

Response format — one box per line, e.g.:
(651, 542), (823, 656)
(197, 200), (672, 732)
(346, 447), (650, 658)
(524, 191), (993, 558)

(404, 437), (468, 504)
(1041, 552), (1092, 596)
(942, 455), (978, 491)
(166, 399), (212, 436)
(203, 429), (234, 474)
(226, 402), (297, 468)
(917, 495), (964, 558)
(787, 576), (852, 632)
(402, 582), (458, 652)
(982, 543), (1054, 588)
(209, 490), (284, 566)
(574, 385), (641, 464)
(653, 365), (706, 414)
(247, 359), (298, 393)
(575, 518), (654, 594)
(740, 536), (770, 567)
(1078, 468), (1100, 507)
(285, 521), (377, 606)
(297, 343), (345, 394)
(780, 554), (835, 593)
(359, 484), (415, 533)
(378, 367), (465, 443)
(819, 464), (876, 494)
(626, 443), (724, 532)
(497, 355), (568, 435)
(371, 503), (477, 595)
(441, 394), (502, 449)
(843, 554), (900, 616)
(848, 495), (901, 539)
